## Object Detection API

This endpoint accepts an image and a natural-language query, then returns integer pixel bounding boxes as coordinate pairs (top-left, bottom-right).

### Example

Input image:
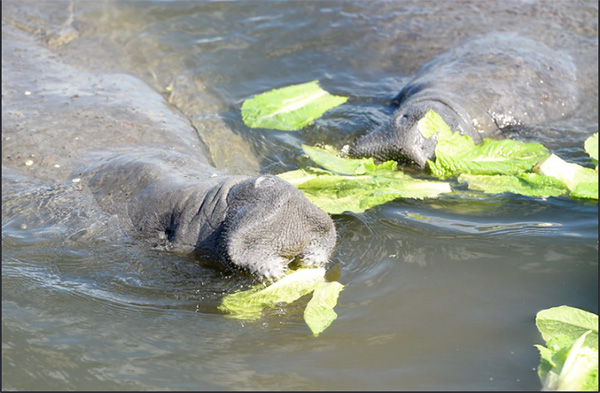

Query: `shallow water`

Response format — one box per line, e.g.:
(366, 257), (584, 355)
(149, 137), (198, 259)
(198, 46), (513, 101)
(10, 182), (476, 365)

(2, 0), (598, 390)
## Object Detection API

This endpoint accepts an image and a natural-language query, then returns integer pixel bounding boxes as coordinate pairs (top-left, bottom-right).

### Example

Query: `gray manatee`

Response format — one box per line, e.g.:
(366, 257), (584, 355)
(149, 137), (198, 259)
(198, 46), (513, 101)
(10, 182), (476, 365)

(349, 34), (579, 167)
(80, 150), (336, 281)
(2, 23), (335, 282)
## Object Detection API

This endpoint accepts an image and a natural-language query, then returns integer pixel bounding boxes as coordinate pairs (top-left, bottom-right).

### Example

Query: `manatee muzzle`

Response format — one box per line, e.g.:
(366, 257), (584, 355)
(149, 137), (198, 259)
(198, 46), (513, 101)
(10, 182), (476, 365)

(222, 175), (336, 281)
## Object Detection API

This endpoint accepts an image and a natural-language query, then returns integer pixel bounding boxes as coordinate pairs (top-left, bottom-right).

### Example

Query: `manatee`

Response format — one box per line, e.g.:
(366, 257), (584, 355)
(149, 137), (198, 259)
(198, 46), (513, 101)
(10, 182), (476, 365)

(1, 23), (335, 282)
(79, 150), (336, 281)
(349, 33), (579, 167)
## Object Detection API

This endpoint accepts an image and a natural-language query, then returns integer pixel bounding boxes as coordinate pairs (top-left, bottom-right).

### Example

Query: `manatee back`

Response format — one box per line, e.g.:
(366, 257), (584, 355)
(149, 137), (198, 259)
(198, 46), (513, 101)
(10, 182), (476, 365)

(395, 34), (579, 134)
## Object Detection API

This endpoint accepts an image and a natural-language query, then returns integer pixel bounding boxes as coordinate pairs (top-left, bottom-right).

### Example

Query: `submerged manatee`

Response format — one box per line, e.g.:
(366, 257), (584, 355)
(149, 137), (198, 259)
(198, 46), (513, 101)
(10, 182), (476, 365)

(349, 34), (579, 167)
(81, 151), (336, 280)
(2, 23), (335, 282)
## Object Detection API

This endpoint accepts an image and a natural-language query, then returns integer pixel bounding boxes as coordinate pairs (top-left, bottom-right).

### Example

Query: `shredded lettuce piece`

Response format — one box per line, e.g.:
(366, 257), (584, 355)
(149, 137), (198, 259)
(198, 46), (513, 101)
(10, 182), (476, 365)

(534, 154), (598, 200)
(302, 144), (397, 175)
(304, 281), (345, 337)
(241, 80), (348, 131)
(417, 108), (452, 139)
(219, 268), (345, 337)
(428, 129), (550, 179)
(584, 133), (598, 167)
(419, 109), (597, 200)
(294, 173), (452, 214)
(419, 110), (552, 178)
(219, 268), (326, 320)
(536, 306), (598, 348)
(278, 145), (452, 214)
(535, 306), (599, 391)
(457, 173), (568, 198)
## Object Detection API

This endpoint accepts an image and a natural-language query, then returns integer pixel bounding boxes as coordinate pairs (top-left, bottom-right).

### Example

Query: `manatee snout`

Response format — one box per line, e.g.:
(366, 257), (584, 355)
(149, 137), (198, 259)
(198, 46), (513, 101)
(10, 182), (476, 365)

(349, 105), (438, 168)
(222, 175), (336, 281)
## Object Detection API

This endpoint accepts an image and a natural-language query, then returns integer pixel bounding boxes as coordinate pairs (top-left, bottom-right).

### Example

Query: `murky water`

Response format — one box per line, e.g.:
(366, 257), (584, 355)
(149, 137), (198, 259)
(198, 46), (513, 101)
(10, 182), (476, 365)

(2, 0), (598, 390)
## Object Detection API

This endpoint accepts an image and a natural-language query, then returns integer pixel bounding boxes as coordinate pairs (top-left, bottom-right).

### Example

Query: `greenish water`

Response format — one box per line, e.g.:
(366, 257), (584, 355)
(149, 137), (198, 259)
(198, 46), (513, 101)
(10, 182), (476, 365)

(2, 0), (598, 390)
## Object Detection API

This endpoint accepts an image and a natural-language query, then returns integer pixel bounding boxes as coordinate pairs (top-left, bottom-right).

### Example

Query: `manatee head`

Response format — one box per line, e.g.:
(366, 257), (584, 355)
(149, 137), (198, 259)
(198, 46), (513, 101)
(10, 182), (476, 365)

(349, 101), (460, 168)
(221, 175), (336, 281)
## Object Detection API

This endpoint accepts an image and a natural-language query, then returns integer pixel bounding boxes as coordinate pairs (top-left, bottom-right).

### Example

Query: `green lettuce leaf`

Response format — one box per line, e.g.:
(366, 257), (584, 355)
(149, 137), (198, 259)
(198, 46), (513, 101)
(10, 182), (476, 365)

(534, 306), (599, 391)
(241, 80), (348, 131)
(428, 131), (550, 179)
(570, 182), (599, 200)
(304, 281), (345, 337)
(422, 110), (597, 200)
(534, 154), (598, 200)
(535, 332), (599, 391)
(219, 268), (345, 336)
(219, 268), (326, 320)
(585, 133), (598, 166)
(302, 144), (397, 175)
(536, 305), (598, 348)
(278, 145), (452, 214)
(457, 173), (568, 197)
(295, 174), (452, 214)
(417, 108), (452, 139)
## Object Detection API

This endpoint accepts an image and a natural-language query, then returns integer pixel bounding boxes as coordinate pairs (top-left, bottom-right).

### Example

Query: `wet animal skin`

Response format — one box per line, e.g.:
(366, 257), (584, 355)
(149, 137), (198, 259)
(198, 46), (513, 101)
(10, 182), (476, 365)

(350, 34), (579, 167)
(2, 23), (336, 282)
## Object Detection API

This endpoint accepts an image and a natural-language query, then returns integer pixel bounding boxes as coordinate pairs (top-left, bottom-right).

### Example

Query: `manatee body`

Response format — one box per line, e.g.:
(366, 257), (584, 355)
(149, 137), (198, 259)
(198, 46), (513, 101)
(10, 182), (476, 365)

(80, 150), (336, 281)
(349, 34), (579, 167)
(2, 23), (335, 282)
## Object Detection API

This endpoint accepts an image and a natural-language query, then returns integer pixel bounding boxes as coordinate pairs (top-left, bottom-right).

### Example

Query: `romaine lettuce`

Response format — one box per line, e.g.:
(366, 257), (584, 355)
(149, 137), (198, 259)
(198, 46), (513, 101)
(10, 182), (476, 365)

(219, 268), (345, 337)
(457, 173), (568, 197)
(420, 110), (597, 200)
(303, 281), (345, 337)
(277, 145), (452, 214)
(219, 268), (326, 320)
(534, 153), (598, 199)
(535, 306), (598, 391)
(241, 80), (348, 131)
(417, 107), (452, 139)
(426, 115), (550, 179)
(584, 133), (598, 167)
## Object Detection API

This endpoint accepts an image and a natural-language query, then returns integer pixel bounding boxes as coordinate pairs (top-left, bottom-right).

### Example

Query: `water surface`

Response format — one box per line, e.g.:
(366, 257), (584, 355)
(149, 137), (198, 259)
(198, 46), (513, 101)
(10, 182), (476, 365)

(2, 0), (598, 390)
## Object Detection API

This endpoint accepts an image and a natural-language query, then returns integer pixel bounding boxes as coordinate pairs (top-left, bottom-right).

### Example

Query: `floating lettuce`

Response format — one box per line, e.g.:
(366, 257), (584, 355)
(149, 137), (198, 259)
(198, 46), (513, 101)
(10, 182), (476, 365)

(422, 110), (550, 179)
(241, 80), (348, 131)
(294, 144), (396, 175)
(534, 153), (598, 199)
(585, 133), (598, 168)
(457, 173), (568, 198)
(535, 305), (598, 391)
(219, 268), (344, 336)
(219, 268), (325, 320)
(278, 145), (452, 214)
(244, 81), (596, 201)
(304, 281), (345, 337)
(421, 110), (598, 200)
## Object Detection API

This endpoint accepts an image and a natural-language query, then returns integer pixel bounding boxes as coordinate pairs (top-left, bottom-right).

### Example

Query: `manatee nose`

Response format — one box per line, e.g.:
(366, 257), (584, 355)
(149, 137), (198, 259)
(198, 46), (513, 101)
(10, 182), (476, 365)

(404, 146), (429, 168)
(349, 130), (386, 159)
(350, 121), (434, 168)
(349, 124), (400, 163)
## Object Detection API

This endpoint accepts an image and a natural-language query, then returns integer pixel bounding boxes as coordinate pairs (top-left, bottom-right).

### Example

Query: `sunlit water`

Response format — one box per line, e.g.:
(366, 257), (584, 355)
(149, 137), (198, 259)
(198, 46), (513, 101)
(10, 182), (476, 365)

(2, 0), (598, 390)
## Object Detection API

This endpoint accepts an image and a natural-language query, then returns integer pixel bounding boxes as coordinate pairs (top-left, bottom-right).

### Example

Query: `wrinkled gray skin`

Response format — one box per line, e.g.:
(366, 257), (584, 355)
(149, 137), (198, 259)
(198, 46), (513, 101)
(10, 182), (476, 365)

(80, 151), (336, 281)
(2, 22), (335, 282)
(350, 34), (579, 167)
